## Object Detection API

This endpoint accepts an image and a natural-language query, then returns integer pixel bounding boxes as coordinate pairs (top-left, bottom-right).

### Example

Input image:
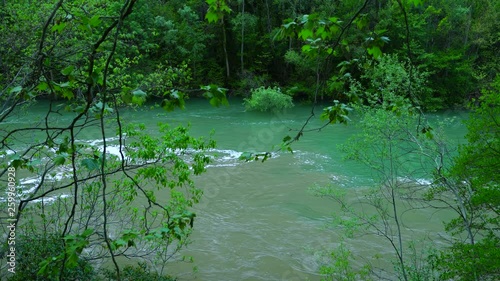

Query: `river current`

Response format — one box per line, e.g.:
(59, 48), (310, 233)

(2, 98), (468, 280)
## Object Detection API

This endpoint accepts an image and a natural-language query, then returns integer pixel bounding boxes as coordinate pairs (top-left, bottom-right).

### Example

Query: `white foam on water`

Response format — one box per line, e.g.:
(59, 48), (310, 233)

(206, 163), (239, 168)
(209, 148), (243, 160)
(397, 176), (433, 186)
(204, 148), (281, 168)
(31, 194), (71, 204)
(82, 136), (123, 146)
(416, 178), (433, 185)
(291, 150), (331, 171)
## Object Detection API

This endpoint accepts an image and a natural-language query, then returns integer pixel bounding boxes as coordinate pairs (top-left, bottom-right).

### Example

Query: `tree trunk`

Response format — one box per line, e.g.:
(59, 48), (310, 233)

(241, 0), (245, 73)
(222, 18), (230, 78)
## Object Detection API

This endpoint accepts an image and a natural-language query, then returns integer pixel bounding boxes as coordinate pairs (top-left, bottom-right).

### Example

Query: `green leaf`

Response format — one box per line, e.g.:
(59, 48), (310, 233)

(54, 155), (66, 166)
(409, 0), (424, 7)
(9, 86), (22, 94)
(205, 11), (219, 23)
(89, 15), (101, 27)
(56, 81), (71, 88)
(367, 46), (382, 59)
(202, 84), (228, 107)
(81, 228), (94, 237)
(61, 65), (74, 76)
(282, 21), (296, 29)
(81, 158), (100, 171)
(298, 29), (314, 40)
(51, 22), (66, 33)
(328, 17), (339, 23)
(37, 82), (49, 91)
(62, 89), (74, 99)
(131, 89), (147, 105)
(11, 159), (24, 169)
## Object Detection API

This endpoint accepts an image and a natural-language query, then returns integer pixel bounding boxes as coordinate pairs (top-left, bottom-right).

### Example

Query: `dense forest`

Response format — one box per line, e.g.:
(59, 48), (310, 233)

(0, 0), (499, 280)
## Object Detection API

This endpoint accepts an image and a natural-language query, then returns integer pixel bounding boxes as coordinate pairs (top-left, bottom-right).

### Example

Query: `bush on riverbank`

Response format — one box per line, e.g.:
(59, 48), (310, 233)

(5, 235), (96, 281)
(243, 86), (294, 112)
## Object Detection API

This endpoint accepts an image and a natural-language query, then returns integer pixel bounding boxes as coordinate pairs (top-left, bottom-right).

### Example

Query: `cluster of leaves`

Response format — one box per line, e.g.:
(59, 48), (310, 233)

(343, 54), (431, 110)
(317, 75), (500, 280)
(243, 86), (294, 112)
(102, 262), (176, 281)
(318, 243), (372, 281)
(0, 1), (227, 280)
(5, 234), (96, 281)
(427, 76), (500, 280)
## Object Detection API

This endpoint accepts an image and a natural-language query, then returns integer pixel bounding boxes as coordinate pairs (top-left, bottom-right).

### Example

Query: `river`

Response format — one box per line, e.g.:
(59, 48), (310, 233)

(3, 98), (468, 280)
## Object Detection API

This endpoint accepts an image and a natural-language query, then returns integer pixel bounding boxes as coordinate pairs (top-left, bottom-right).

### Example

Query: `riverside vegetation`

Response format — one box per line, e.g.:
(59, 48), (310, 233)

(0, 0), (498, 280)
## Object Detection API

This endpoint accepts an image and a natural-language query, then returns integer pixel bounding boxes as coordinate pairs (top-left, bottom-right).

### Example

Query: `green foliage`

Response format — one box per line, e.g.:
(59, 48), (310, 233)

(400, 242), (440, 281)
(453, 77), (500, 191)
(205, 0), (231, 23)
(201, 84), (229, 107)
(323, 99), (444, 280)
(243, 86), (294, 112)
(0, 1), (220, 279)
(37, 229), (94, 279)
(318, 243), (372, 281)
(436, 236), (500, 281)
(1, 0), (500, 279)
(430, 76), (500, 280)
(320, 100), (352, 125)
(102, 262), (176, 281)
(5, 234), (96, 281)
(344, 54), (432, 110)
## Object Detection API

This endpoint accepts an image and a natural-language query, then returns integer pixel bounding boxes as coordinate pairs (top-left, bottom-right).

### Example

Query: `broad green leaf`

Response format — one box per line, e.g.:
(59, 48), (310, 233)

(89, 15), (101, 27)
(81, 228), (94, 237)
(317, 26), (326, 38)
(282, 21), (296, 29)
(51, 22), (66, 33)
(409, 0), (424, 7)
(9, 86), (22, 94)
(302, 45), (311, 53)
(367, 46), (382, 59)
(131, 89), (147, 105)
(54, 155), (66, 166)
(37, 81), (49, 91)
(61, 88), (74, 99)
(81, 158), (100, 171)
(61, 65), (74, 76)
(11, 159), (24, 169)
(205, 11), (219, 23)
(329, 17), (339, 23)
(60, 81), (70, 88)
(298, 29), (314, 40)
(202, 84), (229, 107)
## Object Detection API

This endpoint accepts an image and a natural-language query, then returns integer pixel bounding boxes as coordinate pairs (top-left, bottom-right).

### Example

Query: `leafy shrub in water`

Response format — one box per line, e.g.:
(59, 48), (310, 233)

(243, 86), (294, 112)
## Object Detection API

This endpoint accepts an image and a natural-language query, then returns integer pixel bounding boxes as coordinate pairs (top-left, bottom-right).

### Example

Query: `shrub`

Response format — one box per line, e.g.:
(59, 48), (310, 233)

(5, 235), (96, 281)
(102, 262), (176, 281)
(243, 86), (294, 112)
